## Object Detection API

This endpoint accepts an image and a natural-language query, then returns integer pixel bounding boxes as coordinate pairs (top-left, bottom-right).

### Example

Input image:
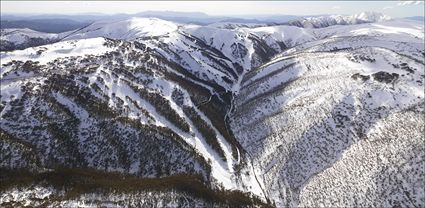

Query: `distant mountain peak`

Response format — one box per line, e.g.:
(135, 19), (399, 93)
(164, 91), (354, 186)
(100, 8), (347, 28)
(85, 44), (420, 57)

(289, 11), (391, 28)
(350, 11), (391, 22)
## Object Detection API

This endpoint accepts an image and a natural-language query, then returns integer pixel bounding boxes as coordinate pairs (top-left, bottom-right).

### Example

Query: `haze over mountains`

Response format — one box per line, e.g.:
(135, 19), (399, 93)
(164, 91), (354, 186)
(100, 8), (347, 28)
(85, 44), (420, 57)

(1, 10), (423, 33)
(0, 11), (300, 33)
(0, 11), (424, 207)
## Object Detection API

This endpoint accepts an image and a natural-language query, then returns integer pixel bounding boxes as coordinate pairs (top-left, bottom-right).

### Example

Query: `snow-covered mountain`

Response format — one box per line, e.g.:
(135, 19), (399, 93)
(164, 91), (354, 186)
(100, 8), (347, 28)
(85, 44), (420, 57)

(207, 22), (271, 29)
(62, 17), (179, 41)
(233, 21), (424, 206)
(1, 13), (424, 207)
(0, 28), (59, 51)
(287, 11), (392, 28)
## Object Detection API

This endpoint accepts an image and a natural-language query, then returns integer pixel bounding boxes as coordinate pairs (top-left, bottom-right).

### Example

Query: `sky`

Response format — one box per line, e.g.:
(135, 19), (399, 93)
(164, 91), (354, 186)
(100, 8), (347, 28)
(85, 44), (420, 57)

(1, 1), (424, 18)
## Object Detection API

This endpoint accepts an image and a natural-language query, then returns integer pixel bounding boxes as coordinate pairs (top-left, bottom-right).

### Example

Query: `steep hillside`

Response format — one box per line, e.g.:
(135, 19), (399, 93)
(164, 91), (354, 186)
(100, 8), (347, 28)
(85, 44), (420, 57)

(0, 33), (272, 205)
(230, 18), (425, 207)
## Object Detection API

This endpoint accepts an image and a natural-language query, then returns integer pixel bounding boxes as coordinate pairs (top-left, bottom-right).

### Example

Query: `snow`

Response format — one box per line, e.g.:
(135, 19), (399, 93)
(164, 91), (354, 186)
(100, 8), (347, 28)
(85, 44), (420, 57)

(1, 28), (58, 45)
(0, 186), (55, 206)
(351, 21), (424, 39)
(313, 19), (424, 42)
(250, 25), (316, 46)
(185, 26), (253, 68)
(64, 17), (178, 41)
(292, 11), (392, 28)
(0, 70), (47, 118)
(352, 11), (391, 22)
(0, 37), (113, 65)
(80, 67), (240, 190)
(230, 17), (424, 206)
(207, 22), (268, 29)
(0, 185), (211, 207)
(53, 92), (91, 130)
(0, 80), (23, 103)
(0, 79), (24, 119)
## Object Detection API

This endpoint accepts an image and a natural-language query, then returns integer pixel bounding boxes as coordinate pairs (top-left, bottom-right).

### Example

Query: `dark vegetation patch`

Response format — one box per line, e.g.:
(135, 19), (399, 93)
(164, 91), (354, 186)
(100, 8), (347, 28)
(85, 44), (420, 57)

(0, 38), (54, 52)
(231, 42), (248, 60)
(171, 88), (186, 107)
(45, 74), (119, 119)
(128, 83), (191, 132)
(183, 106), (227, 161)
(115, 117), (212, 177)
(241, 56), (296, 86)
(248, 34), (279, 65)
(243, 63), (296, 89)
(372, 71), (399, 84)
(156, 60), (240, 159)
(348, 54), (376, 63)
(0, 129), (40, 167)
(22, 60), (42, 73)
(351, 73), (370, 81)
(0, 168), (271, 207)
(399, 62), (415, 73)
(1, 68), (211, 178)
(197, 94), (241, 159)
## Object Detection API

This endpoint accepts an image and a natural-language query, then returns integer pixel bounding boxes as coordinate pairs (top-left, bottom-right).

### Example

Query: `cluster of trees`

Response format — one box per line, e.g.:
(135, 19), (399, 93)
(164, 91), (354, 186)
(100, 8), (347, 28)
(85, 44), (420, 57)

(183, 106), (226, 161)
(371, 71), (399, 84)
(46, 74), (118, 119)
(0, 168), (270, 207)
(248, 34), (279, 66)
(349, 54), (376, 63)
(128, 83), (190, 132)
(0, 38), (54, 52)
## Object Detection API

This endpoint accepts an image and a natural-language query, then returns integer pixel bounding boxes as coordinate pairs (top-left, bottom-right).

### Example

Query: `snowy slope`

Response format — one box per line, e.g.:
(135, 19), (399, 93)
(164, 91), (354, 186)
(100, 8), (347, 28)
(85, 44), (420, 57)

(207, 22), (269, 29)
(0, 36), (267, 200)
(230, 18), (424, 207)
(63, 17), (179, 40)
(1, 37), (113, 65)
(0, 28), (59, 51)
(0, 28), (58, 45)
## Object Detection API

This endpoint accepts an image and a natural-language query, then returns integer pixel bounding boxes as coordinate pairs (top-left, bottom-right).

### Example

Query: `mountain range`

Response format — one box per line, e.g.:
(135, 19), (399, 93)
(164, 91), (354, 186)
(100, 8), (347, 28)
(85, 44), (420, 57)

(2, 10), (423, 33)
(1, 11), (424, 207)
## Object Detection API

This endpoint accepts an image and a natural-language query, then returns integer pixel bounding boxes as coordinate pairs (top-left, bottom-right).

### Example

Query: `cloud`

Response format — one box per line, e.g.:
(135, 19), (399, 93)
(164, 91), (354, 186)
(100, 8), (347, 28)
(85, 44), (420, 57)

(382, 6), (393, 10)
(397, 1), (424, 6)
(332, 6), (341, 9)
